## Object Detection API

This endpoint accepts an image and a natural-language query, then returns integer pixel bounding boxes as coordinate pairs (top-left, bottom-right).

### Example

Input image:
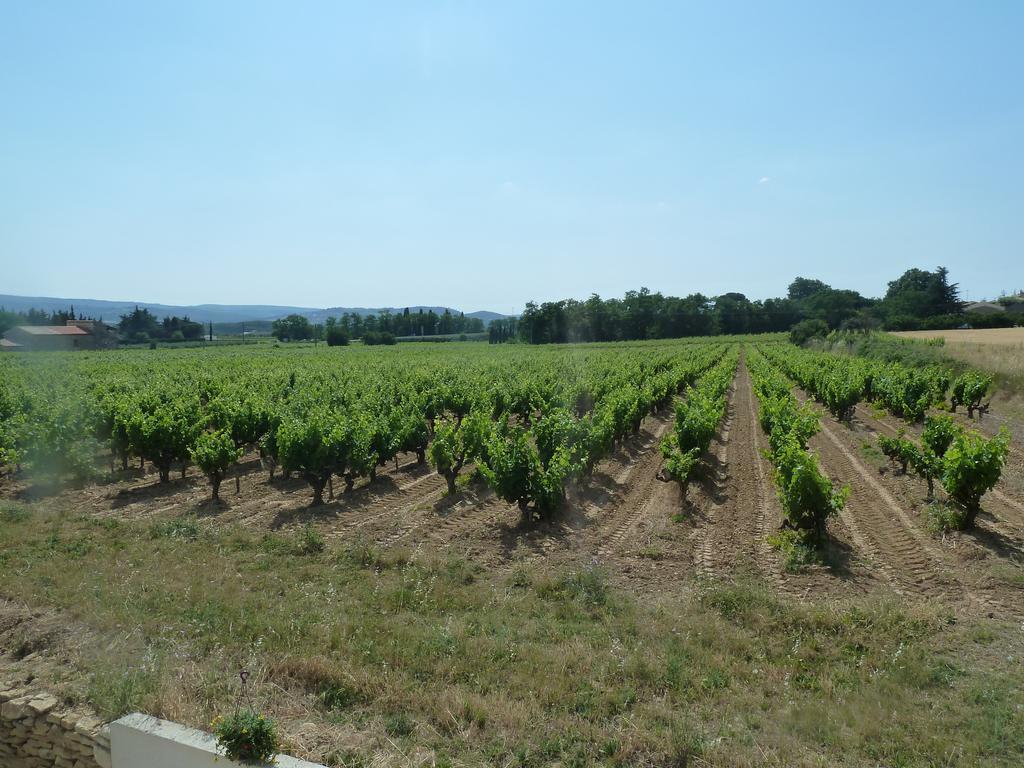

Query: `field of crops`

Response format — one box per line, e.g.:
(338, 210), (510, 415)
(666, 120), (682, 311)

(2, 337), (1024, 765)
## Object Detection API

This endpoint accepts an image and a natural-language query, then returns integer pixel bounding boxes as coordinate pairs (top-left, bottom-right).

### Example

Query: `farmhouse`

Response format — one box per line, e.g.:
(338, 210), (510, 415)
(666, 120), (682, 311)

(1, 320), (114, 351)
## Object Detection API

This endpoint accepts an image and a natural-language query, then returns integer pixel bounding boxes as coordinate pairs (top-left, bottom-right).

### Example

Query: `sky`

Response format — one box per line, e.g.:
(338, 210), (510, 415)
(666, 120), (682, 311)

(1, 2), (1021, 314)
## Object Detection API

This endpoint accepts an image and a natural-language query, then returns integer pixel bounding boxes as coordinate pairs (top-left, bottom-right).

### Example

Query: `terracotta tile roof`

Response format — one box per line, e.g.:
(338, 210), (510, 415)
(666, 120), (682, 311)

(14, 325), (89, 335)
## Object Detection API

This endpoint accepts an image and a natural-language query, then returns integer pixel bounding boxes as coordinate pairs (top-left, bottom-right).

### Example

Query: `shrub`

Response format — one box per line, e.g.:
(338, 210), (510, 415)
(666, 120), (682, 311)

(213, 710), (279, 764)
(921, 415), (961, 457)
(659, 436), (699, 498)
(294, 524), (325, 555)
(789, 319), (829, 346)
(950, 372), (992, 417)
(325, 326), (350, 347)
(772, 435), (849, 542)
(363, 331), (396, 346)
(429, 410), (489, 494)
(910, 447), (943, 500)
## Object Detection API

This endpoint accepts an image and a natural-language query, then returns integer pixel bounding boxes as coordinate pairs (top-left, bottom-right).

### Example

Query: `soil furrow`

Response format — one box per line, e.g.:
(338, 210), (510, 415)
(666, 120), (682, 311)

(694, 379), (735, 577)
(854, 403), (1024, 533)
(740, 359), (793, 591)
(595, 418), (674, 557)
(804, 397), (1018, 617)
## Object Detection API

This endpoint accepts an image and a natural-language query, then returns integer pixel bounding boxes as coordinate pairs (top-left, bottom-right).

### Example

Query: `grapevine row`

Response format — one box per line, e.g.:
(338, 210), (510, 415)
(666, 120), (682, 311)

(658, 347), (739, 497)
(760, 343), (992, 423)
(0, 342), (730, 519)
(747, 347), (848, 548)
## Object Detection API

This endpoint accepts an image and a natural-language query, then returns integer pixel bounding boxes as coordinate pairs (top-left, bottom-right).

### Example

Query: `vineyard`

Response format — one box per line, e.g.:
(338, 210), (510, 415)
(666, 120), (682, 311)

(2, 338), (1023, 765)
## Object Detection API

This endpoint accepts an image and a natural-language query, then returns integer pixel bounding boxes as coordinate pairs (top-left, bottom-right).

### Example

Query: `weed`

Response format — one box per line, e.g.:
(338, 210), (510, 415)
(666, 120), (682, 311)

(0, 503), (30, 524)
(384, 712), (414, 737)
(149, 517), (200, 541)
(87, 665), (159, 720)
(925, 501), (967, 533)
(294, 525), (325, 555)
(767, 528), (821, 572)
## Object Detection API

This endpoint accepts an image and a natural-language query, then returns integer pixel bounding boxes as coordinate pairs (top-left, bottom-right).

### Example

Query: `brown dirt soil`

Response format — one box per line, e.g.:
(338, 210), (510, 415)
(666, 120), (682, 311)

(793, 390), (1024, 620)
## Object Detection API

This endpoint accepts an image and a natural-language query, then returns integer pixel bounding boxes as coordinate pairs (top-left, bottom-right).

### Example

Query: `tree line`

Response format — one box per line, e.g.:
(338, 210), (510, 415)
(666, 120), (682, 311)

(512, 267), (997, 345)
(118, 307), (207, 343)
(272, 308), (486, 344)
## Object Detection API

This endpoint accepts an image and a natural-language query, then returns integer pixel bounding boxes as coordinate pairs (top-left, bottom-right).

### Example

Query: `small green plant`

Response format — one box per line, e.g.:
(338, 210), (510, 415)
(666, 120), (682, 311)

(0, 503), (30, 524)
(384, 712), (415, 737)
(149, 517), (200, 541)
(925, 501), (967, 534)
(319, 680), (362, 710)
(294, 524), (325, 555)
(213, 709), (279, 764)
(767, 528), (821, 573)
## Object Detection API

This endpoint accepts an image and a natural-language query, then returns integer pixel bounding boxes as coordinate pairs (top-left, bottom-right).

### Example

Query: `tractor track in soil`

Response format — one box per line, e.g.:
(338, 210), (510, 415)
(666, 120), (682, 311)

(855, 403), (1024, 534)
(593, 416), (676, 559)
(795, 391), (1020, 619)
(731, 357), (874, 597)
(693, 379), (736, 578)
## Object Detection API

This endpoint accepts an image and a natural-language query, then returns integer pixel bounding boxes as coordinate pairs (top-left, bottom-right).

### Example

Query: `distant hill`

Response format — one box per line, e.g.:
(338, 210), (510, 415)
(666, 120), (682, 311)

(0, 294), (513, 327)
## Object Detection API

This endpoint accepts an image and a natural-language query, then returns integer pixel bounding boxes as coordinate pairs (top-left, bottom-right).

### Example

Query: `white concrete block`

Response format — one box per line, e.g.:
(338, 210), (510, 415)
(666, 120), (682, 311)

(109, 713), (324, 768)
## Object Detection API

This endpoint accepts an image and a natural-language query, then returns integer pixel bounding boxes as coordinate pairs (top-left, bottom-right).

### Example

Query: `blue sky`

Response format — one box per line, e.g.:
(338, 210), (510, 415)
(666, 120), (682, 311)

(1, 2), (1021, 314)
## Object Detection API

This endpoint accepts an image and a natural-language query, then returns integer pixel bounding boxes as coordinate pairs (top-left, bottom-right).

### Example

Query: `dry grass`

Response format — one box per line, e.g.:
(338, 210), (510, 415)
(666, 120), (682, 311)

(894, 328), (1024, 347)
(893, 329), (1024, 383)
(892, 330), (1024, 414)
(2, 499), (1024, 767)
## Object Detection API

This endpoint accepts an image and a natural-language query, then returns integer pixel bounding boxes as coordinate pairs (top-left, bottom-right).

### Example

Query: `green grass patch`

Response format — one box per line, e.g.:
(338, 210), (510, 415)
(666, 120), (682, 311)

(767, 528), (823, 572)
(149, 517), (200, 541)
(0, 502), (31, 524)
(926, 500), (968, 533)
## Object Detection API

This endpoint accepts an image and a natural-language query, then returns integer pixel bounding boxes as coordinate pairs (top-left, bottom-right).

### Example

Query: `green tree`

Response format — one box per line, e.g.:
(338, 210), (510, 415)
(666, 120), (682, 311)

(271, 314), (313, 342)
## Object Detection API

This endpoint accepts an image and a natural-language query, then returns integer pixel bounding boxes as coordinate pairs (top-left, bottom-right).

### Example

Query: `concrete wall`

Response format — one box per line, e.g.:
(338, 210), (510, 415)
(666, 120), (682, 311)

(0, 683), (108, 768)
(109, 714), (324, 768)
(1, 681), (324, 768)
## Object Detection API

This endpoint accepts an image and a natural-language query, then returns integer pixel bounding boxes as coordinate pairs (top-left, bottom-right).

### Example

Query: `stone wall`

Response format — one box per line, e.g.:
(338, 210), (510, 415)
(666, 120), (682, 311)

(0, 683), (110, 768)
